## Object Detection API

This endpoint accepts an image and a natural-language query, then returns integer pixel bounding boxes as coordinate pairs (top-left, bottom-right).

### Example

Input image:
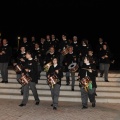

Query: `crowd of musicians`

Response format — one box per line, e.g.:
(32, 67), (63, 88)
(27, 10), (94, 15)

(0, 34), (114, 110)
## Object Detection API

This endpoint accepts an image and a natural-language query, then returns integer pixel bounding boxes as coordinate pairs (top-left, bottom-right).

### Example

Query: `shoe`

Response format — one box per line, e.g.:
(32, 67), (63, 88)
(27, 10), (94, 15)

(100, 74), (103, 77)
(71, 88), (74, 91)
(92, 103), (96, 107)
(1, 81), (5, 83)
(105, 80), (109, 82)
(82, 106), (88, 109)
(35, 102), (39, 105)
(53, 106), (57, 110)
(19, 104), (26, 107)
(21, 91), (23, 95)
(51, 104), (53, 106)
(95, 93), (97, 96)
(66, 83), (70, 85)
(5, 81), (8, 83)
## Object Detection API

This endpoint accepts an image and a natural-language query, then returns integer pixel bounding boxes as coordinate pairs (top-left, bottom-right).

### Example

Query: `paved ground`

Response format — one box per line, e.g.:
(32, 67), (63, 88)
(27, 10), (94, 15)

(0, 99), (120, 120)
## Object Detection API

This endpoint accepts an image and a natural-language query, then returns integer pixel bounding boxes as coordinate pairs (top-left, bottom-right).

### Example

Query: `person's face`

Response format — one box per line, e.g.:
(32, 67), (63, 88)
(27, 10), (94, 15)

(53, 58), (57, 64)
(3, 39), (7, 45)
(68, 47), (73, 53)
(35, 44), (39, 48)
(103, 45), (107, 50)
(20, 47), (25, 52)
(26, 53), (31, 59)
(50, 47), (54, 53)
(84, 57), (89, 64)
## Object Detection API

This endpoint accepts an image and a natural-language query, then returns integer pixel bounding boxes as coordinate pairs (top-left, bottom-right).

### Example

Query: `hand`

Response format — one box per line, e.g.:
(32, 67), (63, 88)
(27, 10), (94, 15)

(13, 63), (17, 66)
(25, 69), (29, 72)
(65, 63), (67, 65)
(55, 70), (59, 73)
(20, 58), (25, 62)
(2, 51), (5, 54)
(88, 69), (92, 73)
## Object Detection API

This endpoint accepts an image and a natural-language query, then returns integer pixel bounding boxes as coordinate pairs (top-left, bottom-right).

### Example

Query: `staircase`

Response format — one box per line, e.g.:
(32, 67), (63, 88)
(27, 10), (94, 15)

(0, 68), (120, 103)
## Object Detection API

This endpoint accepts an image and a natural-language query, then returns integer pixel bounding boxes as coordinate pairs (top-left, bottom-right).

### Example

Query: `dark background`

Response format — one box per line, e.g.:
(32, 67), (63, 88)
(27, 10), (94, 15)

(0, 0), (120, 69)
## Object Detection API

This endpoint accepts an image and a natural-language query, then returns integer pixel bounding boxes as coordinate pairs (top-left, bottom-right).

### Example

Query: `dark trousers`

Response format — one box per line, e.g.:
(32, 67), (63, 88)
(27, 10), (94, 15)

(0, 63), (8, 82)
(50, 84), (61, 107)
(80, 87), (95, 107)
(21, 82), (40, 104)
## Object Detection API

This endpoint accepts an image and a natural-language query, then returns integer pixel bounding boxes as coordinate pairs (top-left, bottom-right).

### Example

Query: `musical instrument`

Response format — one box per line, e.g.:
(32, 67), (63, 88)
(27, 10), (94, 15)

(61, 47), (68, 55)
(18, 74), (32, 86)
(43, 62), (52, 72)
(14, 64), (23, 74)
(68, 62), (79, 72)
(47, 74), (59, 88)
(79, 76), (92, 92)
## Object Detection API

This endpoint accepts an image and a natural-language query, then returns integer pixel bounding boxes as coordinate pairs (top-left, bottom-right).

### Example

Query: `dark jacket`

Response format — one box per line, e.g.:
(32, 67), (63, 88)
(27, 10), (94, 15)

(47, 65), (63, 86)
(78, 63), (98, 88)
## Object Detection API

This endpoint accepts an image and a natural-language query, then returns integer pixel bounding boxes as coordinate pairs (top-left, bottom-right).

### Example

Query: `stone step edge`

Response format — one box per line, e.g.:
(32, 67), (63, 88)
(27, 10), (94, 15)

(0, 87), (120, 93)
(0, 92), (120, 99)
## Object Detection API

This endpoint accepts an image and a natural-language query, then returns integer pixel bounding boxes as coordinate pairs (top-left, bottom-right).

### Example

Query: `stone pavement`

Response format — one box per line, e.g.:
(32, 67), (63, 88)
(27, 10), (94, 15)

(0, 99), (120, 120)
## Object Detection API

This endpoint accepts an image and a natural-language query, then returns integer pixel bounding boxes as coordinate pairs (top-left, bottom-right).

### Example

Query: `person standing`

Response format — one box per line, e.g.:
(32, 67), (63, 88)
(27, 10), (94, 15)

(62, 46), (78, 91)
(98, 43), (112, 82)
(47, 57), (63, 110)
(0, 38), (12, 83)
(78, 56), (98, 109)
(19, 50), (40, 107)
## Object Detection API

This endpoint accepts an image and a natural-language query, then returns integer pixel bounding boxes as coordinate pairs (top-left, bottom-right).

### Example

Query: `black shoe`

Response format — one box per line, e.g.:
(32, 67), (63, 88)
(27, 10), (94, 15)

(51, 104), (53, 106)
(71, 88), (74, 91)
(82, 106), (88, 109)
(53, 106), (57, 110)
(100, 74), (103, 77)
(66, 83), (70, 85)
(35, 102), (39, 105)
(21, 91), (23, 95)
(5, 81), (8, 83)
(92, 103), (96, 107)
(105, 80), (109, 82)
(1, 81), (5, 83)
(95, 93), (97, 96)
(19, 104), (26, 107)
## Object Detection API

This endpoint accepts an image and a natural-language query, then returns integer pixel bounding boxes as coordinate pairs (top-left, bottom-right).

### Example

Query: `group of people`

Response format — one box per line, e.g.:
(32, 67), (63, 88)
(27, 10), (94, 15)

(0, 34), (114, 110)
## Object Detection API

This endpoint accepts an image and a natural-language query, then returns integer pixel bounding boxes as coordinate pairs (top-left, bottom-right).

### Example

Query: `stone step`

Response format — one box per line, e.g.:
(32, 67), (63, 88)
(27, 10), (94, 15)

(0, 88), (120, 98)
(1, 75), (120, 82)
(0, 83), (120, 92)
(0, 92), (120, 103)
(3, 69), (120, 77)
(0, 78), (120, 86)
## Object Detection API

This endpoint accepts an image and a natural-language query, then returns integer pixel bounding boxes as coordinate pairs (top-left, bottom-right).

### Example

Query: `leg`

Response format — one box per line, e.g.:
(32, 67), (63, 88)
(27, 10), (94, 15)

(29, 82), (40, 104)
(66, 72), (70, 85)
(104, 64), (110, 82)
(52, 84), (60, 109)
(20, 84), (29, 105)
(99, 63), (104, 77)
(71, 72), (75, 91)
(80, 87), (88, 108)
(1, 63), (8, 82)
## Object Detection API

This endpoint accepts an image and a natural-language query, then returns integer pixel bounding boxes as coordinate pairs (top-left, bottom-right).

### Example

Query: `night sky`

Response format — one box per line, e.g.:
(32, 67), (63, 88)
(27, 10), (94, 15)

(0, 1), (119, 55)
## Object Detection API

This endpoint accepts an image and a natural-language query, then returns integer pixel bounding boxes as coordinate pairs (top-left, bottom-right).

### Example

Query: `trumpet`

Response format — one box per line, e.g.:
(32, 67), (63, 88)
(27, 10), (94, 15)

(43, 62), (52, 72)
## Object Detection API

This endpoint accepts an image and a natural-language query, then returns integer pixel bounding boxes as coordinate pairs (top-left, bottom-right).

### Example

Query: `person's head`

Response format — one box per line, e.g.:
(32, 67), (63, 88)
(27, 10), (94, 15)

(49, 46), (55, 53)
(20, 46), (25, 52)
(23, 37), (27, 43)
(25, 50), (33, 59)
(102, 42), (109, 50)
(68, 46), (73, 53)
(73, 36), (78, 42)
(88, 49), (93, 56)
(83, 56), (91, 64)
(52, 57), (58, 65)
(35, 43), (39, 49)
(2, 39), (8, 45)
